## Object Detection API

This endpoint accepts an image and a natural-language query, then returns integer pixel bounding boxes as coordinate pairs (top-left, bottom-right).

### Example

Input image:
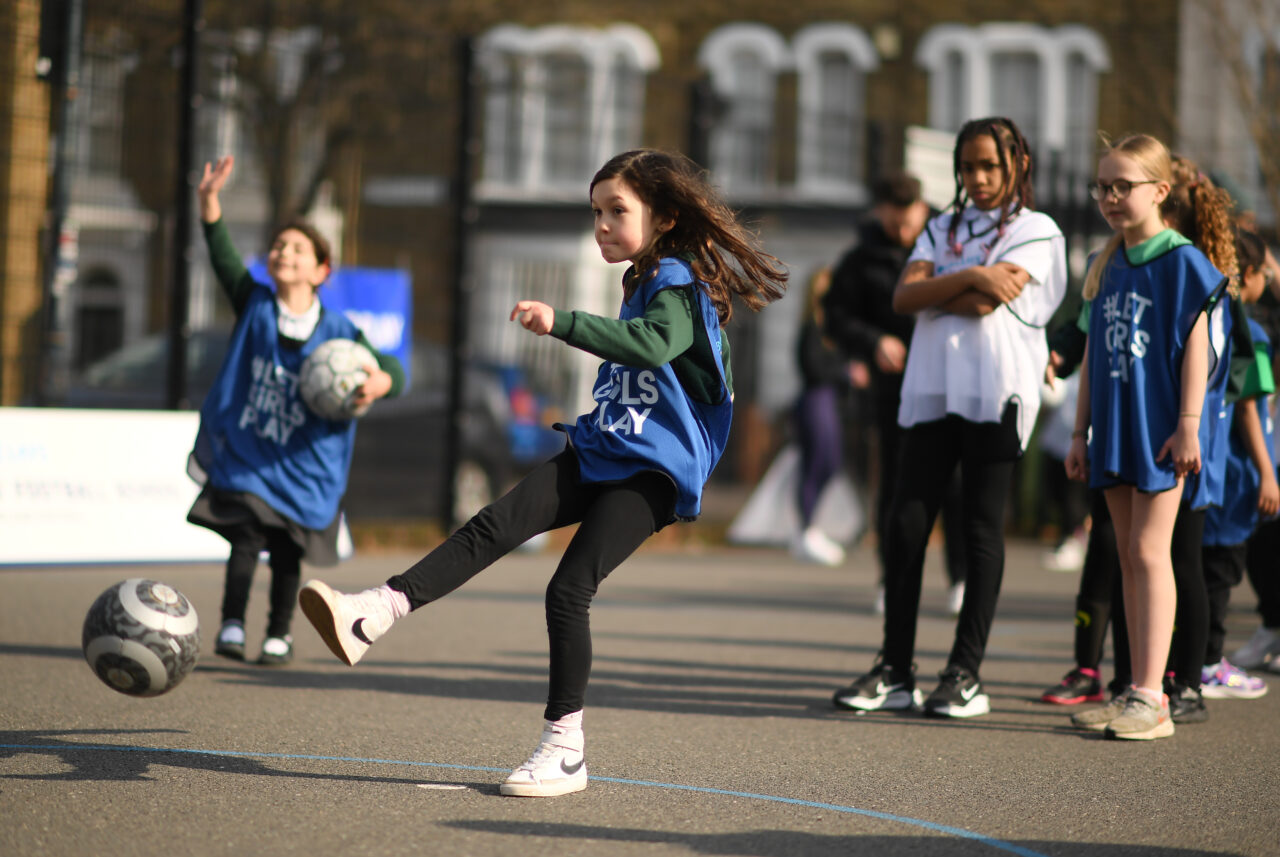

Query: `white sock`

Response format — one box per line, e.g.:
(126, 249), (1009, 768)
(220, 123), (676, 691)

(377, 585), (411, 620)
(547, 710), (583, 733)
(1133, 686), (1164, 707)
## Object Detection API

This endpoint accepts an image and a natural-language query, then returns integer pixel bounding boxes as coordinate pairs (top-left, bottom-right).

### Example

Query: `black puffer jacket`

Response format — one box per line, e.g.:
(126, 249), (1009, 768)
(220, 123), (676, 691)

(822, 219), (915, 405)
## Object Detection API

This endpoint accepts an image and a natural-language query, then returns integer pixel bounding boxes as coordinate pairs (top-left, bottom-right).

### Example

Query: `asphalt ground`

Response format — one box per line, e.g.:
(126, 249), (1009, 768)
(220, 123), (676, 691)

(1, 537), (1276, 857)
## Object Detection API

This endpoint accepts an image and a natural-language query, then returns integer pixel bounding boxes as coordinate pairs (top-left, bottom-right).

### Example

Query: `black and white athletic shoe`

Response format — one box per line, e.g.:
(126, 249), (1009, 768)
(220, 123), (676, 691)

(923, 665), (990, 718)
(832, 659), (922, 711)
(214, 620), (246, 661)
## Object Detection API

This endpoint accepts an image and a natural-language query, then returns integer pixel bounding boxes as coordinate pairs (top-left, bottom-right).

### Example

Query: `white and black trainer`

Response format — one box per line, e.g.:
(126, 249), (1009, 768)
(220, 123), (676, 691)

(298, 580), (396, 666)
(923, 665), (990, 718)
(500, 723), (588, 797)
(832, 660), (922, 711)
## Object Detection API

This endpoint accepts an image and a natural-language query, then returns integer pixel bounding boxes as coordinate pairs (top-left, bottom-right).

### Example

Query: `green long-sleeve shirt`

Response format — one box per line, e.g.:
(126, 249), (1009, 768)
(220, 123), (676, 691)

(548, 284), (732, 404)
(201, 218), (404, 396)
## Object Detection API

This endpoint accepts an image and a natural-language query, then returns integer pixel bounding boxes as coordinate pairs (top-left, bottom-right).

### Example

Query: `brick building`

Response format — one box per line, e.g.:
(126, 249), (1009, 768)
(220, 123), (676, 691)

(2, 0), (1272, 488)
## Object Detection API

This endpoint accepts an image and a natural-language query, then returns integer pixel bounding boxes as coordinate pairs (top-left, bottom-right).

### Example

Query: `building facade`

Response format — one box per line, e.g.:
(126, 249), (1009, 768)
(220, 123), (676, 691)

(4, 0), (1273, 483)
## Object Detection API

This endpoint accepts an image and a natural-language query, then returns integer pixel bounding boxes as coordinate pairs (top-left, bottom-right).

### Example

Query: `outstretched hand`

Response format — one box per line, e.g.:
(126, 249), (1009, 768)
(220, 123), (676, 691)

(197, 156), (234, 222)
(510, 300), (554, 336)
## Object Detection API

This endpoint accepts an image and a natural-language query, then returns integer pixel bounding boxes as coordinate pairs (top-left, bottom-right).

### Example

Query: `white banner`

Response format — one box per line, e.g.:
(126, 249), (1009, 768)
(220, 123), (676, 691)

(0, 408), (352, 565)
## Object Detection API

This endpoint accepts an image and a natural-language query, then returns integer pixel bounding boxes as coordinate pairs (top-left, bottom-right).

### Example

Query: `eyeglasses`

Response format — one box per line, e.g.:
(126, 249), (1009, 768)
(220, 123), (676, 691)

(1088, 179), (1162, 201)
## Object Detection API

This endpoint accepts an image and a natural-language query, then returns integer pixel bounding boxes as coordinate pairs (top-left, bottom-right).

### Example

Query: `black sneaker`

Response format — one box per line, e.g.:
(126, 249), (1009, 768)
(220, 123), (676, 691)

(215, 620), (246, 661)
(1041, 667), (1105, 705)
(924, 665), (990, 718)
(257, 635), (293, 666)
(1167, 684), (1208, 724)
(833, 659), (922, 711)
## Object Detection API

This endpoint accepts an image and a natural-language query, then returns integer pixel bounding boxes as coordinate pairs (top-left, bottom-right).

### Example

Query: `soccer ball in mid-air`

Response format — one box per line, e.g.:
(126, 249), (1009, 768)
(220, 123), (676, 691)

(299, 338), (377, 421)
(82, 579), (200, 697)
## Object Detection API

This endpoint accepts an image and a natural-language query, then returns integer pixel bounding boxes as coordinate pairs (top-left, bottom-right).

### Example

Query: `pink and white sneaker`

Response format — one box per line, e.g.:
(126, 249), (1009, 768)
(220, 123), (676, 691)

(298, 580), (399, 666)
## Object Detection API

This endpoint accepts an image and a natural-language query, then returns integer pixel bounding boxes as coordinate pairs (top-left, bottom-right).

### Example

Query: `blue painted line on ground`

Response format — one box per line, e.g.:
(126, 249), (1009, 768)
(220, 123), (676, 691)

(1, 743), (1049, 857)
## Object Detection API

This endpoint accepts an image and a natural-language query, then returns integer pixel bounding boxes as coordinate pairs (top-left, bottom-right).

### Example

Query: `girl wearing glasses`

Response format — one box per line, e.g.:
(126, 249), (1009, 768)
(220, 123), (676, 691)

(1065, 134), (1235, 740)
(831, 117), (1067, 719)
(1044, 158), (1244, 729)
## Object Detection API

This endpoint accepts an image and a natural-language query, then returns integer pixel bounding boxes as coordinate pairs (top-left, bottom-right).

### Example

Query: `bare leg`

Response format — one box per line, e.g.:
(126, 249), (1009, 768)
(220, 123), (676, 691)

(1105, 483), (1181, 693)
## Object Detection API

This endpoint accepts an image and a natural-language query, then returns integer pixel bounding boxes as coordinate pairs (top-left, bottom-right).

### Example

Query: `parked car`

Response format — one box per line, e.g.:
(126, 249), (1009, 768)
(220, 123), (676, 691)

(57, 330), (566, 525)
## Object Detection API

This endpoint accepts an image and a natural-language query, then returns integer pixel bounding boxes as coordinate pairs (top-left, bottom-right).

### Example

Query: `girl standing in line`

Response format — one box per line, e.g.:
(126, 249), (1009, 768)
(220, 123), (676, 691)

(299, 149), (787, 797)
(832, 117), (1067, 718)
(191, 156), (404, 667)
(1065, 134), (1231, 740)
(1050, 158), (1242, 726)
(1200, 228), (1275, 699)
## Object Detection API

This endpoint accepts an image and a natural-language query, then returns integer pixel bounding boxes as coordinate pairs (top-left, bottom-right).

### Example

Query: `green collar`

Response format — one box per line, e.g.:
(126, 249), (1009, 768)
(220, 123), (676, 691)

(1124, 228), (1190, 265)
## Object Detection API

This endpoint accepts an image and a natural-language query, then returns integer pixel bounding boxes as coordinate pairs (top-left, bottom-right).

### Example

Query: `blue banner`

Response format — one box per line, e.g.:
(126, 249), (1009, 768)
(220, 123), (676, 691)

(250, 263), (413, 384)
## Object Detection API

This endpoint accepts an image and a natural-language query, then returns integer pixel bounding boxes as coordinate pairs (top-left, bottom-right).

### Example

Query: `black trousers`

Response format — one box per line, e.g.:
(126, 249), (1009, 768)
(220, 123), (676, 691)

(882, 405), (1020, 678)
(1203, 542), (1248, 666)
(875, 403), (967, 587)
(220, 521), (303, 638)
(1245, 514), (1280, 628)
(386, 449), (675, 721)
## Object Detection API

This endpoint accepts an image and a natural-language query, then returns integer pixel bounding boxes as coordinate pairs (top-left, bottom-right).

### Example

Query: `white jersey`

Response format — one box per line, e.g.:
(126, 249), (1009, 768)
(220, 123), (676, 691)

(899, 204), (1067, 451)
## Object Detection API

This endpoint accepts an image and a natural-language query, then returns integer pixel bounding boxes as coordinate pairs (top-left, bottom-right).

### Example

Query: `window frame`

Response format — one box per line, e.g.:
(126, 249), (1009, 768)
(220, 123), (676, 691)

(476, 24), (659, 200)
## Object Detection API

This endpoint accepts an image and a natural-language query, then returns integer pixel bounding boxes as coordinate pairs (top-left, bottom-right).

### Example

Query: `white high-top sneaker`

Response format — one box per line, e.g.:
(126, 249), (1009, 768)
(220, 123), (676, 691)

(500, 722), (587, 797)
(298, 581), (398, 666)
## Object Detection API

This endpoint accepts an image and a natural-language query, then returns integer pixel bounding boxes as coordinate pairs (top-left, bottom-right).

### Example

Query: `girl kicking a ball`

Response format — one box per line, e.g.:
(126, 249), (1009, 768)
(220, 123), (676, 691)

(299, 148), (786, 797)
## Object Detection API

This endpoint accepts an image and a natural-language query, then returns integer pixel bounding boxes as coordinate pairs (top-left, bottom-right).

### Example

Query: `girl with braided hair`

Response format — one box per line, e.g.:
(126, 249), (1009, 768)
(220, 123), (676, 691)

(832, 117), (1067, 718)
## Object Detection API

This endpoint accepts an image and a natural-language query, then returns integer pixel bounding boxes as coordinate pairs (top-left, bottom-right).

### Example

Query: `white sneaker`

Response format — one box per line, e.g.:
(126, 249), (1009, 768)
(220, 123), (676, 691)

(947, 581), (966, 616)
(298, 580), (396, 666)
(500, 724), (587, 797)
(1042, 537), (1085, 572)
(792, 527), (845, 566)
(1231, 625), (1280, 670)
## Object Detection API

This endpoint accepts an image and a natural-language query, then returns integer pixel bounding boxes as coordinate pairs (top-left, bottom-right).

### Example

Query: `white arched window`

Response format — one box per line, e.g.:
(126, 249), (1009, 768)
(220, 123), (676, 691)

(916, 24), (1110, 182)
(698, 24), (790, 196)
(793, 24), (878, 199)
(477, 24), (659, 198)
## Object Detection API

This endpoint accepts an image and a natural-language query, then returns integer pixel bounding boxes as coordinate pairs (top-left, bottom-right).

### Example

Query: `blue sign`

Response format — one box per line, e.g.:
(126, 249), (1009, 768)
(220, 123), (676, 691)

(250, 263), (413, 384)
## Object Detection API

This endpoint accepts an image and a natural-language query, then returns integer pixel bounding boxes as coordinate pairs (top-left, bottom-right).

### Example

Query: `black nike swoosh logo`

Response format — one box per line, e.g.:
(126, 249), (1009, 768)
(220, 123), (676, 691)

(352, 618), (373, 645)
(560, 758), (585, 775)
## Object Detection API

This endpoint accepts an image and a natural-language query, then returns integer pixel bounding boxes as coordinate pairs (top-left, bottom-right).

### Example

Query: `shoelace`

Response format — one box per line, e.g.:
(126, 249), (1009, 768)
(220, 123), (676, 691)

(516, 741), (576, 772)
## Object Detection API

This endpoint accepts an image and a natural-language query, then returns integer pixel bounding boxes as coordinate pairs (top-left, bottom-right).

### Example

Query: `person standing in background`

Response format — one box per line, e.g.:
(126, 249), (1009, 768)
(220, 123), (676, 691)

(824, 173), (967, 615)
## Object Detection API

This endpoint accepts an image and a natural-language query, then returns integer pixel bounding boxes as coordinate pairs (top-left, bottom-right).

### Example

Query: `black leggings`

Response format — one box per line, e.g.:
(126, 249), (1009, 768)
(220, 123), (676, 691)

(876, 408), (967, 587)
(221, 522), (303, 638)
(882, 406), (1020, 677)
(1203, 542), (1247, 666)
(1245, 515), (1280, 628)
(386, 449), (675, 721)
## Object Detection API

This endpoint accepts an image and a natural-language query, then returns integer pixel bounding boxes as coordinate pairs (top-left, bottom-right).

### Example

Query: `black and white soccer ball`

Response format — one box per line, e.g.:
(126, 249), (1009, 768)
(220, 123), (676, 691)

(299, 338), (377, 421)
(82, 579), (200, 697)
